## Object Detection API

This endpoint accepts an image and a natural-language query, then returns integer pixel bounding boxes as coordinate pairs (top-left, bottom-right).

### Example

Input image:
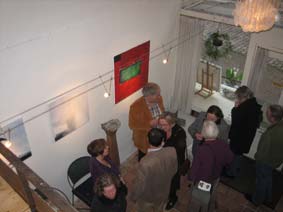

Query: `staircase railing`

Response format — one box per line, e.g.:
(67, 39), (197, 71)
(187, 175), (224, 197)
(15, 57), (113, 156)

(0, 142), (78, 212)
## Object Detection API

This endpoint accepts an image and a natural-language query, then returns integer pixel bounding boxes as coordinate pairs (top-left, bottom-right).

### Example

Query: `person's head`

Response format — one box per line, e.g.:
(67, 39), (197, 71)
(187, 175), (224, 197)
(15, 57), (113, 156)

(142, 82), (161, 103)
(87, 139), (109, 157)
(94, 173), (120, 200)
(201, 120), (219, 140)
(158, 111), (177, 132)
(206, 105), (224, 125)
(147, 128), (166, 147)
(235, 86), (253, 104)
(266, 104), (283, 124)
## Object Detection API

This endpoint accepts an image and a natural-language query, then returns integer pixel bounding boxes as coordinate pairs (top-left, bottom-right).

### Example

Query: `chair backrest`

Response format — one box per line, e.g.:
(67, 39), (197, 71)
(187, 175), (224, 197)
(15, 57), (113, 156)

(67, 156), (91, 186)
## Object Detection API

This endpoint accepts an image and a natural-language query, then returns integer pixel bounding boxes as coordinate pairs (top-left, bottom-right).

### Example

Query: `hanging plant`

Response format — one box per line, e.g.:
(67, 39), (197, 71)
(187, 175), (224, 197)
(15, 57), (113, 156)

(205, 32), (232, 60)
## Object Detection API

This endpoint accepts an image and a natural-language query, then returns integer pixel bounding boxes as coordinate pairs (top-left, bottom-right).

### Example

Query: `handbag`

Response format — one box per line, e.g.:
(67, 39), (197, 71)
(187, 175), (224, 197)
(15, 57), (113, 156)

(191, 183), (211, 205)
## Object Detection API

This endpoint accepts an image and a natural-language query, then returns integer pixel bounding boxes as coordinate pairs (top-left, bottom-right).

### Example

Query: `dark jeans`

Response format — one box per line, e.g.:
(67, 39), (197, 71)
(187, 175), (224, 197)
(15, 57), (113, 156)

(168, 172), (181, 201)
(226, 154), (242, 177)
(252, 162), (273, 205)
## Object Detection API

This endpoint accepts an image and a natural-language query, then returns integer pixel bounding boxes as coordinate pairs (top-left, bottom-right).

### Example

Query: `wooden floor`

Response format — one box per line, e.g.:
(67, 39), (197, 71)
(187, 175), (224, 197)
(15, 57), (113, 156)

(75, 153), (283, 212)
(0, 176), (30, 212)
(121, 153), (283, 212)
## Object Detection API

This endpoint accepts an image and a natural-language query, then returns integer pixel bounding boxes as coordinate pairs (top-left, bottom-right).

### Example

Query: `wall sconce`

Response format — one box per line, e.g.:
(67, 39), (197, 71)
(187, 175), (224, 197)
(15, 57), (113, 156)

(99, 76), (112, 98)
(0, 128), (12, 149)
(162, 46), (172, 64)
(4, 140), (12, 148)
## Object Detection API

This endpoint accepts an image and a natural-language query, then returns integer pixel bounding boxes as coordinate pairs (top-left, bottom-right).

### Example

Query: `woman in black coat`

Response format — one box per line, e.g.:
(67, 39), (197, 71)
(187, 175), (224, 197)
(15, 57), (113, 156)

(159, 112), (187, 210)
(227, 86), (262, 177)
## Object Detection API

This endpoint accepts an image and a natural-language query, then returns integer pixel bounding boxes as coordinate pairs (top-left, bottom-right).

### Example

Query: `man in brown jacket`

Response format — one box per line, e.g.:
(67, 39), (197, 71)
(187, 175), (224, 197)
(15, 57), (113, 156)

(129, 128), (177, 212)
(129, 82), (164, 161)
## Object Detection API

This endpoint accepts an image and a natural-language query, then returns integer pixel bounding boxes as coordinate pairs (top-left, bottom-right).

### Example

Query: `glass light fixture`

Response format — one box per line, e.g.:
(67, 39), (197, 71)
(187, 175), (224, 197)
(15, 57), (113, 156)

(234, 0), (280, 32)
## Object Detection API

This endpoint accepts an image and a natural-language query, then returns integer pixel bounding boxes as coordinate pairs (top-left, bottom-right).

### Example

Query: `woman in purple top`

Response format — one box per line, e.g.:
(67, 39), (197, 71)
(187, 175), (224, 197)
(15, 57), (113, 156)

(87, 139), (124, 185)
(189, 120), (234, 184)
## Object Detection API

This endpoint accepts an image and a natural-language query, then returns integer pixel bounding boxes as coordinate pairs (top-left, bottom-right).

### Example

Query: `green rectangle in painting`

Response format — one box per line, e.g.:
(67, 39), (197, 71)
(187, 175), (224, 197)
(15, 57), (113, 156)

(120, 61), (141, 83)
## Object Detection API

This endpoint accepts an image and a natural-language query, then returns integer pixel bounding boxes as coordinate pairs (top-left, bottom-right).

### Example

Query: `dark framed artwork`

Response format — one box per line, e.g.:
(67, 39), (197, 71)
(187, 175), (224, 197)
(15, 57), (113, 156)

(114, 41), (150, 104)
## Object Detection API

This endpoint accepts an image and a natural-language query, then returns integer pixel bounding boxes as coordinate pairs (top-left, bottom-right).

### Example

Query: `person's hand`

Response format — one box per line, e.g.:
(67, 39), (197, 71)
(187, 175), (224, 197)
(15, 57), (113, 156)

(195, 133), (203, 140)
(234, 99), (240, 107)
(150, 119), (158, 127)
(119, 176), (126, 184)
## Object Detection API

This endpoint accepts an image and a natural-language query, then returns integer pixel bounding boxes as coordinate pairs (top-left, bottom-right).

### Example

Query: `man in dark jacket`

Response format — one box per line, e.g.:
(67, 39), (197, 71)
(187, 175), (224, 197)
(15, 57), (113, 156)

(245, 104), (283, 206)
(227, 86), (262, 177)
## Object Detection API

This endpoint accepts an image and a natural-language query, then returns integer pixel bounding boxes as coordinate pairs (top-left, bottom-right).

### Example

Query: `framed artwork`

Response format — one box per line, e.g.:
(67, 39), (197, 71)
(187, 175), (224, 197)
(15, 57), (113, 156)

(1, 118), (32, 161)
(114, 41), (150, 104)
(49, 90), (89, 142)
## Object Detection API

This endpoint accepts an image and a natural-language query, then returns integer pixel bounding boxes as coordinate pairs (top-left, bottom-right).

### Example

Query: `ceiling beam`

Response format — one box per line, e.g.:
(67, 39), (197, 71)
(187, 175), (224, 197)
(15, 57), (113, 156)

(180, 8), (235, 26)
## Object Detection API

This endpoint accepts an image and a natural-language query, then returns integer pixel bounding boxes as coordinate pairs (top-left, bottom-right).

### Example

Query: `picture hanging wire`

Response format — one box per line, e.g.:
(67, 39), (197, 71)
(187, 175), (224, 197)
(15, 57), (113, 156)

(99, 75), (108, 93)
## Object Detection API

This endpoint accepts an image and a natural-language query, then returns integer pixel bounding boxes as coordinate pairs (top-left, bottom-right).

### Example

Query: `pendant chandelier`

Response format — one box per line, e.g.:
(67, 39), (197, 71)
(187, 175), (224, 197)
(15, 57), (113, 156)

(233, 0), (280, 32)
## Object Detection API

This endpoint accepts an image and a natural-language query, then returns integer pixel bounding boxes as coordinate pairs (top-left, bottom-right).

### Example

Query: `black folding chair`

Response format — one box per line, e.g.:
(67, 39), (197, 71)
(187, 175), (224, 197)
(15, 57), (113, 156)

(67, 156), (93, 207)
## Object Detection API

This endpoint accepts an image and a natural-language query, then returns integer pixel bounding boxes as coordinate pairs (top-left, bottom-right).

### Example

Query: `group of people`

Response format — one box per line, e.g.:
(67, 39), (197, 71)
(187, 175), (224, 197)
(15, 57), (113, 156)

(87, 82), (283, 212)
(129, 83), (187, 211)
(128, 82), (234, 211)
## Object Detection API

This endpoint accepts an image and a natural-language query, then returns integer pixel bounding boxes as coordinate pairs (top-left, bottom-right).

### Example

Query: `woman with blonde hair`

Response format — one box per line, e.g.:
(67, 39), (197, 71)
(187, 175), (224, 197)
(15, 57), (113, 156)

(158, 111), (187, 210)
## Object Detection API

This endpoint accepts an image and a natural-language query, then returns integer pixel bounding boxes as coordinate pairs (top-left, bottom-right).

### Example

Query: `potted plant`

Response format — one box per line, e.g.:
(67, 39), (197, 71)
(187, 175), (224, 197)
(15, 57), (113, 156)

(225, 67), (243, 87)
(205, 32), (232, 60)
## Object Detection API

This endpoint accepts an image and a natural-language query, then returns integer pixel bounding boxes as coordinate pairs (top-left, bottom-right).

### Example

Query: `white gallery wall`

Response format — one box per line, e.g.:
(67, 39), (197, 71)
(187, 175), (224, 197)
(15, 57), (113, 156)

(0, 0), (181, 198)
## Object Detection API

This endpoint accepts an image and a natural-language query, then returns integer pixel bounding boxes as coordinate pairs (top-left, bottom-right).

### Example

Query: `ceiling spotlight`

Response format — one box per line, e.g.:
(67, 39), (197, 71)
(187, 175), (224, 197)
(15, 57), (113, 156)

(104, 92), (110, 98)
(162, 58), (168, 64)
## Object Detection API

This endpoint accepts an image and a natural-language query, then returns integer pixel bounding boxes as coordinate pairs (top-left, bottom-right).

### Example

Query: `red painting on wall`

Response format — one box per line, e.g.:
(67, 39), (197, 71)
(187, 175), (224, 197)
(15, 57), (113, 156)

(114, 41), (150, 104)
